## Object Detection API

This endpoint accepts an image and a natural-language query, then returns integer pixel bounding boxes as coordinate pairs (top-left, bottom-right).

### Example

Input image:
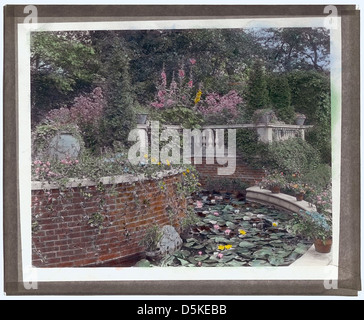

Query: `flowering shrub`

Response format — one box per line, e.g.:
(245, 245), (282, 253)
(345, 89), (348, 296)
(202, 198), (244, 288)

(45, 87), (106, 149)
(46, 87), (106, 127)
(259, 171), (287, 189)
(197, 90), (242, 124)
(150, 61), (196, 110)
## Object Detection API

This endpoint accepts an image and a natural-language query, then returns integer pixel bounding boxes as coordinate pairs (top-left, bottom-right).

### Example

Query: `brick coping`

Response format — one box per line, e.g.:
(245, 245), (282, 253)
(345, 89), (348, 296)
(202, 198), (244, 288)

(31, 168), (183, 190)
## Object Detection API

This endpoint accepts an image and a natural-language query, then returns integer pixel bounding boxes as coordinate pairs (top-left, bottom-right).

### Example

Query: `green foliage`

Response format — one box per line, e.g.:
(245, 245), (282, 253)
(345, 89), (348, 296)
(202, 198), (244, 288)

(245, 60), (270, 120)
(300, 163), (332, 192)
(267, 73), (295, 123)
(287, 70), (331, 163)
(262, 138), (322, 175)
(156, 106), (204, 129)
(92, 32), (137, 148)
(287, 211), (332, 242)
(139, 224), (163, 252)
(31, 32), (99, 123)
(236, 128), (268, 165)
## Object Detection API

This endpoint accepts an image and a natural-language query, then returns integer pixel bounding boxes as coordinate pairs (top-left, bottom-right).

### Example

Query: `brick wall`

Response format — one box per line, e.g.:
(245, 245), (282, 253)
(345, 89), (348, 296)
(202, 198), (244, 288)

(31, 172), (187, 268)
(192, 156), (265, 191)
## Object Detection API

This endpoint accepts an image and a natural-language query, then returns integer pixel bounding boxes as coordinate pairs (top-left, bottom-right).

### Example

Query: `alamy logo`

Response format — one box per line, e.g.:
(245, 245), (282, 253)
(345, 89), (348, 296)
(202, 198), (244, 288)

(128, 121), (237, 175)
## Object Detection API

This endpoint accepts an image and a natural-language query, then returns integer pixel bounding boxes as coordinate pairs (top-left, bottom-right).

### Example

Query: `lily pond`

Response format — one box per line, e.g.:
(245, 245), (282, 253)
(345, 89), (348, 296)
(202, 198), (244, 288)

(136, 191), (312, 268)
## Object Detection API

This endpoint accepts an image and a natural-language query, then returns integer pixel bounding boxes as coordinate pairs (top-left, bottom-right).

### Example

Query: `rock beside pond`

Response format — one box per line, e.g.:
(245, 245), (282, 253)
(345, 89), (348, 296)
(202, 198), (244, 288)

(158, 225), (183, 255)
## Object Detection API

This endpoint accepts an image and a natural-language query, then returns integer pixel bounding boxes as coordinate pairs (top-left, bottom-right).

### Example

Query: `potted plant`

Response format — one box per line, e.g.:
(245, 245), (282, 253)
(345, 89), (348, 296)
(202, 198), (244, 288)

(259, 171), (286, 194)
(295, 113), (306, 125)
(287, 210), (332, 253)
(139, 224), (163, 261)
(288, 182), (309, 201)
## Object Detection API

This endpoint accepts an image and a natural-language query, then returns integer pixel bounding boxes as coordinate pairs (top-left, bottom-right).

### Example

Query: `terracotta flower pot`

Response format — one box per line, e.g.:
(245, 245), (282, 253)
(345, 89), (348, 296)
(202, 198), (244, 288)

(271, 186), (281, 194)
(296, 193), (304, 201)
(314, 239), (332, 253)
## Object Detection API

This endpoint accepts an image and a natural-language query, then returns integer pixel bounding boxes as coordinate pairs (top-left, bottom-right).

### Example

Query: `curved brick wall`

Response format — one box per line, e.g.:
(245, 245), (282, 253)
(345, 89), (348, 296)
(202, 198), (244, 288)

(31, 171), (187, 268)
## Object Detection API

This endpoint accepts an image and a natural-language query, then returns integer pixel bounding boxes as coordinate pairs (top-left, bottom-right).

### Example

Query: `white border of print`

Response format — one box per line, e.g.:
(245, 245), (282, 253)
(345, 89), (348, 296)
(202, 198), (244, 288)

(18, 17), (341, 283)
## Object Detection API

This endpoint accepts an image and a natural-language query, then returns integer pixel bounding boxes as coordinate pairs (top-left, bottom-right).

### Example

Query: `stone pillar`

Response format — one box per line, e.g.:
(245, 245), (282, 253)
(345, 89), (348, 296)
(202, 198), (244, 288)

(256, 125), (273, 144)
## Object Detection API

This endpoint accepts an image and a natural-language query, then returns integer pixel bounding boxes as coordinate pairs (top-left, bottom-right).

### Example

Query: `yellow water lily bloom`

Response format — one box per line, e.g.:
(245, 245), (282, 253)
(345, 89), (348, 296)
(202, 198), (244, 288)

(272, 222), (278, 227)
(239, 229), (246, 235)
(224, 244), (232, 250)
(218, 245), (225, 251)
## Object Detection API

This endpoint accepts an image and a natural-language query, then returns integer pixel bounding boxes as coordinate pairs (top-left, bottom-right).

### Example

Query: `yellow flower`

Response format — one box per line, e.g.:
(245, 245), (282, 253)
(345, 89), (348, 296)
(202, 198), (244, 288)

(224, 244), (232, 250)
(194, 90), (202, 104)
(157, 162), (161, 165)
(144, 154), (148, 159)
(186, 169), (190, 173)
(166, 159), (170, 166)
(218, 245), (225, 251)
(272, 222), (278, 227)
(183, 172), (186, 176)
(151, 157), (157, 163)
(239, 229), (246, 235)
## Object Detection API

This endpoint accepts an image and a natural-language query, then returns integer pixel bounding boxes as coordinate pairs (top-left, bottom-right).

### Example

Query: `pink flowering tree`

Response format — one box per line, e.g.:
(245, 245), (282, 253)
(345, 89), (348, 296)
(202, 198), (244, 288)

(45, 87), (106, 150)
(196, 90), (243, 125)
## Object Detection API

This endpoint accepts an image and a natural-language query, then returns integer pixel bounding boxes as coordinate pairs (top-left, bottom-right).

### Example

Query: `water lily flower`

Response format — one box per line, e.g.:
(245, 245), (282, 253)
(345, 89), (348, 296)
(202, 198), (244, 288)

(224, 245), (232, 250)
(213, 211), (219, 216)
(224, 229), (231, 235)
(213, 224), (220, 230)
(272, 222), (278, 227)
(197, 261), (202, 267)
(198, 251), (203, 255)
(239, 229), (246, 235)
(196, 201), (203, 208)
(217, 253), (224, 259)
(234, 209), (240, 214)
(189, 58), (197, 65)
(218, 245), (225, 250)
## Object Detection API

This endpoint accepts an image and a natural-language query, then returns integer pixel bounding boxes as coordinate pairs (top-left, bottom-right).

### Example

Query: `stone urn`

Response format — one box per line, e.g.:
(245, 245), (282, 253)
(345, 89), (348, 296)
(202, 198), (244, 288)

(295, 114), (306, 125)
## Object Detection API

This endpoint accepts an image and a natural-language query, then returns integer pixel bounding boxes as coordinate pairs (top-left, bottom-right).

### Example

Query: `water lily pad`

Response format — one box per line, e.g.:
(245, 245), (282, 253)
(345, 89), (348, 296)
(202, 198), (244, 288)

(213, 237), (231, 243)
(238, 240), (255, 248)
(253, 248), (274, 259)
(268, 255), (285, 266)
(225, 259), (246, 267)
(134, 259), (152, 267)
(249, 259), (271, 267)
(225, 221), (236, 229)
(177, 258), (190, 266)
